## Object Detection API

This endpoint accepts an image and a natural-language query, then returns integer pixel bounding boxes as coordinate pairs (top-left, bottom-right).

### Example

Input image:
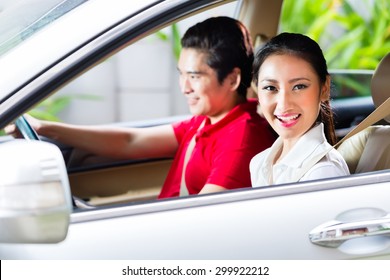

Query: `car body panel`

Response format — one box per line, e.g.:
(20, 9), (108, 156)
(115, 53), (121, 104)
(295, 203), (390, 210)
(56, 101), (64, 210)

(1, 172), (390, 259)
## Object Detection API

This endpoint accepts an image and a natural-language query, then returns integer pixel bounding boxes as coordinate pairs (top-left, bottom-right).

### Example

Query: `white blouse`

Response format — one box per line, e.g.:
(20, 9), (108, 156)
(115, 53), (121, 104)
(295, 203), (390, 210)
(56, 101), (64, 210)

(250, 123), (350, 187)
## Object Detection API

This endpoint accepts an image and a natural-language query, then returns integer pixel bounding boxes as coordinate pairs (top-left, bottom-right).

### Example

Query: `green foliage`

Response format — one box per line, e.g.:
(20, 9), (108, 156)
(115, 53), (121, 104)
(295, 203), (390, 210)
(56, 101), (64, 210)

(155, 23), (182, 61)
(171, 24), (182, 61)
(280, 0), (390, 70)
(29, 96), (73, 121)
(29, 94), (100, 121)
(0, 94), (99, 136)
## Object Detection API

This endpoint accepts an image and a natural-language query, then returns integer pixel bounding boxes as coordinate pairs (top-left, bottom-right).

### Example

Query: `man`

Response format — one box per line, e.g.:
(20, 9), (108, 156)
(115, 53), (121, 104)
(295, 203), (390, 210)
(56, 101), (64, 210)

(8, 17), (276, 198)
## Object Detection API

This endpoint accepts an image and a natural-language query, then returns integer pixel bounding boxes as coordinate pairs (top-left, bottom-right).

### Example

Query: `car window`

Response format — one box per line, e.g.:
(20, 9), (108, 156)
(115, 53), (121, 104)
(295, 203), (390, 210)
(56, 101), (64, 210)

(279, 0), (390, 99)
(33, 2), (238, 126)
(0, 0), (87, 57)
(38, 1), (240, 208)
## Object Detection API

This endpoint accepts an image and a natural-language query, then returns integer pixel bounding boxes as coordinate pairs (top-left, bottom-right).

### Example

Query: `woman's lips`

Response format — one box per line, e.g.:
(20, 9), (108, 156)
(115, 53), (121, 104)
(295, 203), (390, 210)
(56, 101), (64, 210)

(275, 113), (300, 128)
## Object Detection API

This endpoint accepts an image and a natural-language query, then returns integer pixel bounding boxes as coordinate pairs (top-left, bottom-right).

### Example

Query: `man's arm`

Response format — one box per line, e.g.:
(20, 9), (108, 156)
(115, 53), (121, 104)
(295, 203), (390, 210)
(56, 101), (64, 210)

(199, 184), (228, 194)
(6, 115), (179, 160)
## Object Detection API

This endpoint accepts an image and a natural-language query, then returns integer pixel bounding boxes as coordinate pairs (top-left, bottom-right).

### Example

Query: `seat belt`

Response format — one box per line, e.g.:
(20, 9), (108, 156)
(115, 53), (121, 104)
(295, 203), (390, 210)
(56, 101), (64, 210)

(334, 97), (390, 148)
(292, 97), (390, 181)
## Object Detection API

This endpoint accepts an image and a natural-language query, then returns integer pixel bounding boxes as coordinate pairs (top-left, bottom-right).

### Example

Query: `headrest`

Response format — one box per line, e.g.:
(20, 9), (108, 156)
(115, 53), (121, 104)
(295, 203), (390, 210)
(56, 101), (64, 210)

(371, 52), (390, 122)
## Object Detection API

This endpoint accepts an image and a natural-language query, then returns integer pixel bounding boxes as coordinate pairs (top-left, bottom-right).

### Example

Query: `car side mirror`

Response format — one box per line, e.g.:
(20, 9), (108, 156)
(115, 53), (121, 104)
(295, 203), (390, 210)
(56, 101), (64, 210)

(0, 140), (72, 243)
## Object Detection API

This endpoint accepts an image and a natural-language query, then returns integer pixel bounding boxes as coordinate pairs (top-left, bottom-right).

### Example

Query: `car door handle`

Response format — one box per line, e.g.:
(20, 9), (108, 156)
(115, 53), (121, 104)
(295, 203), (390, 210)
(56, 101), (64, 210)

(309, 215), (390, 248)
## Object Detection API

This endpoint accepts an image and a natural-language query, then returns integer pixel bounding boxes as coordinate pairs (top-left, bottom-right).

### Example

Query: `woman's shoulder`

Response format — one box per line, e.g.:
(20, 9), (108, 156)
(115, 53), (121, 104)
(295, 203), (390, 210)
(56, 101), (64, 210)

(303, 149), (350, 180)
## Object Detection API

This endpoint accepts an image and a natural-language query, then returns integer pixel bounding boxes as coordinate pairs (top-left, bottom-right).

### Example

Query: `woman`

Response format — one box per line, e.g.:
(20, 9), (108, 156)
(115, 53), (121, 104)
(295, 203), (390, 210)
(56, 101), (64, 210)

(250, 32), (349, 187)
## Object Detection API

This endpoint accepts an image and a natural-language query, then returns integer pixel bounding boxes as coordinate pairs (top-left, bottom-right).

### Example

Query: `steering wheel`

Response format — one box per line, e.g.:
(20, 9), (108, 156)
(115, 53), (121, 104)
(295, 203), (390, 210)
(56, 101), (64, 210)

(14, 115), (40, 141)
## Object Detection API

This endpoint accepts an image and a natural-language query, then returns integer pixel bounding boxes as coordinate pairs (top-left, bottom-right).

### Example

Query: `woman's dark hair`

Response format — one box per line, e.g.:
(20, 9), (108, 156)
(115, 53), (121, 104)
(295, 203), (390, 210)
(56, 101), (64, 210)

(181, 16), (253, 98)
(252, 32), (336, 145)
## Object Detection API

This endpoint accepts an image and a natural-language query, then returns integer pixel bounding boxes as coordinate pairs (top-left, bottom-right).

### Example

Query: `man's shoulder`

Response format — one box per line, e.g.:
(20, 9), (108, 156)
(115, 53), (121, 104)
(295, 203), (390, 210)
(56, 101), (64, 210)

(174, 115), (206, 129)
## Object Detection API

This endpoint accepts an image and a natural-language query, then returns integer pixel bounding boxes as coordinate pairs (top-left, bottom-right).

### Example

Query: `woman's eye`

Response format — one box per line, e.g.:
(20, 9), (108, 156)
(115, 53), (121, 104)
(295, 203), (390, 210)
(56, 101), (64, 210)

(262, 85), (277, 92)
(294, 84), (307, 90)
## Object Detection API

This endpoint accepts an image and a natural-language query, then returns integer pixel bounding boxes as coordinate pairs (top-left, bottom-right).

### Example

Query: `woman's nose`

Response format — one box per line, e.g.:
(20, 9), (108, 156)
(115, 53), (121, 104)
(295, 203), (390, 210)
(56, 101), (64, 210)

(276, 90), (292, 111)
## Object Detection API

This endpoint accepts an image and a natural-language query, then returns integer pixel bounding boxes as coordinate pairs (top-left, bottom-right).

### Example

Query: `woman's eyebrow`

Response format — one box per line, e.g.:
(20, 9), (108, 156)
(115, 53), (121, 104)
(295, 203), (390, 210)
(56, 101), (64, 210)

(259, 78), (278, 83)
(259, 77), (311, 83)
(288, 77), (311, 83)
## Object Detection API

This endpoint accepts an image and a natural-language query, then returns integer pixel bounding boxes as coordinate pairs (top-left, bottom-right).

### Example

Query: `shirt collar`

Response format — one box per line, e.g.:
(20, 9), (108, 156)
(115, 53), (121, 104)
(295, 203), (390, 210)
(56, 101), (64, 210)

(265, 123), (327, 169)
(199, 99), (257, 135)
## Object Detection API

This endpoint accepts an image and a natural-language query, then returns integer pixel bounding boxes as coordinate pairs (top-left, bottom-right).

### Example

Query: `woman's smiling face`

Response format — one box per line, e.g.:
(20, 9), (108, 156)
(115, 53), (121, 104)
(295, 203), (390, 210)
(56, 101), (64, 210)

(257, 54), (329, 145)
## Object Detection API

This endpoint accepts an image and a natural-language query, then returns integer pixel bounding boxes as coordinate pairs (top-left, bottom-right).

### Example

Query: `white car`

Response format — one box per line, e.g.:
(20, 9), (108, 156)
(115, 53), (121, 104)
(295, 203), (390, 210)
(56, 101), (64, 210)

(0, 0), (389, 259)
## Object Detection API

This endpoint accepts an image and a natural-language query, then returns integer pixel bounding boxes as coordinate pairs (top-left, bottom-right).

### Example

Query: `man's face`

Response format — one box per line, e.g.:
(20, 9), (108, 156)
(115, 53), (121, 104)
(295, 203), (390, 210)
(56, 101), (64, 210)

(177, 48), (236, 123)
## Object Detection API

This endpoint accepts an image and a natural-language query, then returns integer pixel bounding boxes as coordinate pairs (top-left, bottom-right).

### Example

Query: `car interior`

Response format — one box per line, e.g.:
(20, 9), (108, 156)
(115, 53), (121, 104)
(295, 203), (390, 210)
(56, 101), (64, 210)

(72, 52), (390, 206)
(63, 1), (390, 208)
(3, 0), (387, 209)
(337, 52), (390, 174)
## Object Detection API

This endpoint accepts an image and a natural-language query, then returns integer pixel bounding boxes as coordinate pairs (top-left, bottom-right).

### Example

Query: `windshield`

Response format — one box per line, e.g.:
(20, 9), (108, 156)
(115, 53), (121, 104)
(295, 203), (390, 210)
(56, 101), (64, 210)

(0, 0), (87, 57)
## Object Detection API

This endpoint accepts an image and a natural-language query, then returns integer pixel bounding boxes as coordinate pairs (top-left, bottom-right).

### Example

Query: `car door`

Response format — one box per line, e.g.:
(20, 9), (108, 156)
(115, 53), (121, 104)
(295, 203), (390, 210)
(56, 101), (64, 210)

(57, 172), (390, 259)
(1, 171), (389, 259)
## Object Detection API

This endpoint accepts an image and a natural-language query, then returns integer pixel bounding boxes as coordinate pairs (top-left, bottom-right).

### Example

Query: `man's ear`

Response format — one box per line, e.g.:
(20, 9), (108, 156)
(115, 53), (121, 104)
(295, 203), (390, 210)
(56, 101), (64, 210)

(320, 75), (331, 101)
(227, 67), (241, 91)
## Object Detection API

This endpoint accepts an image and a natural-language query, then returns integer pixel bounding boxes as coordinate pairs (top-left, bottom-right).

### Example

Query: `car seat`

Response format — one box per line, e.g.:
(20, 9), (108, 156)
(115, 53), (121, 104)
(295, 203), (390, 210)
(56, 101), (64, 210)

(337, 52), (390, 173)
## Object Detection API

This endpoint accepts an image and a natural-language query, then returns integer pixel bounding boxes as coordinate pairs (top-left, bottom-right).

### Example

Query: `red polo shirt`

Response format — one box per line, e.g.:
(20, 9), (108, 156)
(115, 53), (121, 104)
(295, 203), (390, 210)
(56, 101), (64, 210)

(158, 99), (275, 198)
